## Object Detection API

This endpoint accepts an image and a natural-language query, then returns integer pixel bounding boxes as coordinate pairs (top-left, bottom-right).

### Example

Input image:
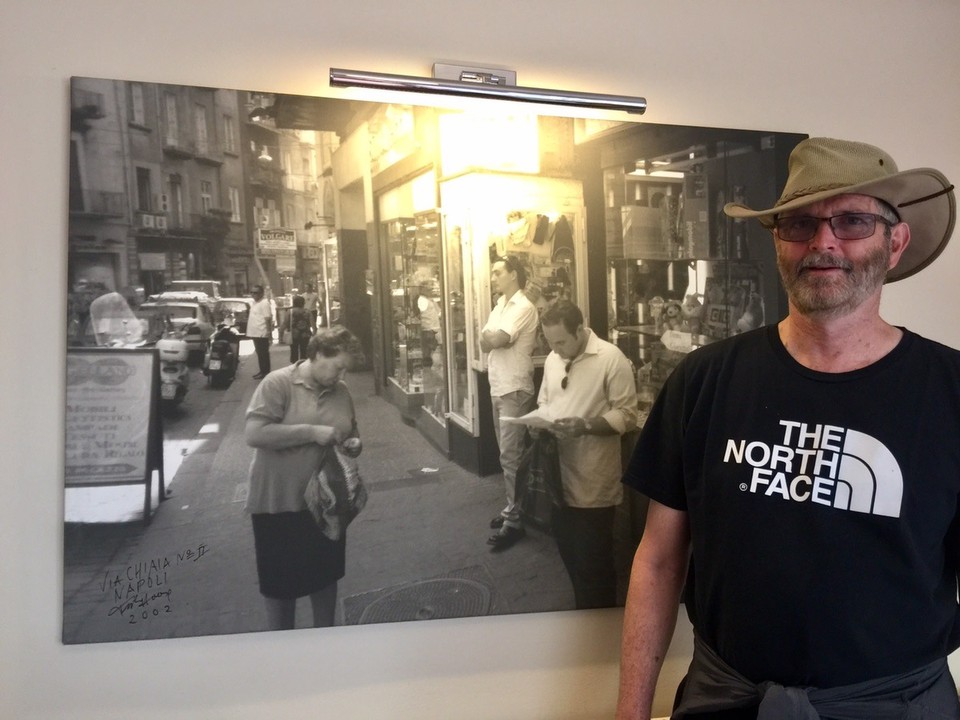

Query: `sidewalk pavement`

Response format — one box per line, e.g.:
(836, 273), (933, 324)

(63, 342), (576, 644)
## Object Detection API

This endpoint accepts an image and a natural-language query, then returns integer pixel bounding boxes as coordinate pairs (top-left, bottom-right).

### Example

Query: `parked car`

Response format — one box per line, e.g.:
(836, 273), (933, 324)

(165, 279), (221, 299)
(136, 300), (215, 365)
(213, 297), (253, 336)
(146, 289), (216, 311)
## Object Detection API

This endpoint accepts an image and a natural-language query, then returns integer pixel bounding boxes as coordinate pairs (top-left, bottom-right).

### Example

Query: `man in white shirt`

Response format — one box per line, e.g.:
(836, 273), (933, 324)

(539, 300), (638, 607)
(302, 283), (320, 327)
(481, 256), (539, 552)
(247, 285), (275, 379)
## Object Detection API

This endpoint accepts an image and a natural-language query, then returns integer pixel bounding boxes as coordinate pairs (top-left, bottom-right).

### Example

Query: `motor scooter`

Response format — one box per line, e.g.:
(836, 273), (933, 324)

(155, 320), (191, 408)
(203, 318), (241, 388)
(87, 292), (190, 410)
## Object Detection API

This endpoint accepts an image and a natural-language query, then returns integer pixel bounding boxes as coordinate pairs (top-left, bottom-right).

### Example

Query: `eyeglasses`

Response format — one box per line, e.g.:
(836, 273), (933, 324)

(773, 212), (895, 243)
(561, 361), (572, 390)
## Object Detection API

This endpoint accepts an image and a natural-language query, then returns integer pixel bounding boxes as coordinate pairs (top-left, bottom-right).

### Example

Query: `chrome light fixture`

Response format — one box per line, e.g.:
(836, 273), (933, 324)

(329, 63), (647, 115)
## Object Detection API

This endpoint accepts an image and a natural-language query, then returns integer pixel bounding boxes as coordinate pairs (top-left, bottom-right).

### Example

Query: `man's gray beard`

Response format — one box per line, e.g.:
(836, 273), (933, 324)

(776, 243), (890, 317)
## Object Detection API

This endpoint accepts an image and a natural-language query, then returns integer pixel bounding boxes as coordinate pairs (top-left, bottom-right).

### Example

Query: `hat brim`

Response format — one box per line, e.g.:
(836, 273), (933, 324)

(724, 168), (955, 282)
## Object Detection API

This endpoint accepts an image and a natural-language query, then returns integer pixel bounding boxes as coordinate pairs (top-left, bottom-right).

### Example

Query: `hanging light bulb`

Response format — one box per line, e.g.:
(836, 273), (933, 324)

(257, 145), (272, 162)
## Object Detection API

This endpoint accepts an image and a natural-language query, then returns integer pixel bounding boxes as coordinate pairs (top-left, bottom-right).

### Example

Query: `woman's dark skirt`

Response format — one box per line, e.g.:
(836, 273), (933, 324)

(251, 510), (346, 599)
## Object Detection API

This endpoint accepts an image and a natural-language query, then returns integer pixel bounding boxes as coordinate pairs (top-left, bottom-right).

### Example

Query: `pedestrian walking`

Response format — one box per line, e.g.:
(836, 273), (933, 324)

(288, 295), (314, 364)
(244, 327), (365, 630)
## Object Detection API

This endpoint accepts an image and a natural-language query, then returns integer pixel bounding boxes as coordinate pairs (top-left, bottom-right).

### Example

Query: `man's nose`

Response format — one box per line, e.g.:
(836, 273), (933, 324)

(808, 218), (840, 250)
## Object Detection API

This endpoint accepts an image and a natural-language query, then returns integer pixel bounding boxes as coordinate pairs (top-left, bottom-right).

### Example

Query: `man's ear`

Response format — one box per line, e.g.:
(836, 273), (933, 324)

(888, 222), (911, 272)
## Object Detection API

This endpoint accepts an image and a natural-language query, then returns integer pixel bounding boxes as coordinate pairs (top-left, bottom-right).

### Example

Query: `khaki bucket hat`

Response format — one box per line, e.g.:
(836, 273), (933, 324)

(724, 137), (955, 282)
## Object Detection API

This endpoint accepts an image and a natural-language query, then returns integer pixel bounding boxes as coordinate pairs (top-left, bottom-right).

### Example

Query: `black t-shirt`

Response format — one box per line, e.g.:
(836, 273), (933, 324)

(624, 325), (960, 687)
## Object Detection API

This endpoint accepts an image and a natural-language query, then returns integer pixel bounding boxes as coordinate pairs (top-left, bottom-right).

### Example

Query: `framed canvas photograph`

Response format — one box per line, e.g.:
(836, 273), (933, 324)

(63, 75), (805, 643)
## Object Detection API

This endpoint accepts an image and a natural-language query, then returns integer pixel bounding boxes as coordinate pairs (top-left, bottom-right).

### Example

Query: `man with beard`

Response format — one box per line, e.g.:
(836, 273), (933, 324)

(616, 138), (959, 719)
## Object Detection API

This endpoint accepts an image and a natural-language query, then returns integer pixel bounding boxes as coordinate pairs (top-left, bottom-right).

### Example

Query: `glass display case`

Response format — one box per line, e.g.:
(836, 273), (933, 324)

(603, 139), (792, 414)
(413, 211), (447, 422)
(381, 211), (446, 415)
(321, 234), (340, 324)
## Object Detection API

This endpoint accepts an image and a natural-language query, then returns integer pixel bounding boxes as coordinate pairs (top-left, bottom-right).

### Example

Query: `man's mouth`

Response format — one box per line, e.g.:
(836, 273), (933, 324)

(798, 256), (851, 275)
(802, 265), (845, 273)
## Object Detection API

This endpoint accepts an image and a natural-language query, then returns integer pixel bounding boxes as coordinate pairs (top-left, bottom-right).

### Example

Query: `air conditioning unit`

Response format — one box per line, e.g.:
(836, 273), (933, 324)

(139, 214), (156, 228)
(155, 216), (168, 230)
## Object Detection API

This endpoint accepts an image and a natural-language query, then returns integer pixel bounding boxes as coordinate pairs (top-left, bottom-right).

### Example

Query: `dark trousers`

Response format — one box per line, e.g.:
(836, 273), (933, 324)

(290, 334), (309, 363)
(252, 337), (271, 375)
(551, 505), (617, 609)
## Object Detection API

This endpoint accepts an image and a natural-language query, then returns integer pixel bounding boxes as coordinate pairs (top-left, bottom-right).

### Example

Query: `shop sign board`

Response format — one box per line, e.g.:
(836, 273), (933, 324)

(256, 228), (296, 258)
(64, 347), (164, 520)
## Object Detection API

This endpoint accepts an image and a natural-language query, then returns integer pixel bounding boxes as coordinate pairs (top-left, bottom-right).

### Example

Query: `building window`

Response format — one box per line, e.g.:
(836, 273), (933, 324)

(255, 197), (280, 228)
(130, 83), (146, 126)
(200, 180), (213, 214)
(223, 115), (237, 154)
(168, 174), (183, 226)
(164, 94), (179, 145)
(136, 167), (152, 211)
(229, 187), (241, 222)
(195, 105), (209, 156)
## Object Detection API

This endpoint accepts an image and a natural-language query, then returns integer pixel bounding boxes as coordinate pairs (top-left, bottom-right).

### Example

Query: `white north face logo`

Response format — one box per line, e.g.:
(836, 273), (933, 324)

(723, 420), (903, 518)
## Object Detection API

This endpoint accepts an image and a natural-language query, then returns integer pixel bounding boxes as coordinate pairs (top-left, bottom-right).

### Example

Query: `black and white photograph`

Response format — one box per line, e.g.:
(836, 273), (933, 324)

(63, 75), (805, 644)
(7, 3), (959, 719)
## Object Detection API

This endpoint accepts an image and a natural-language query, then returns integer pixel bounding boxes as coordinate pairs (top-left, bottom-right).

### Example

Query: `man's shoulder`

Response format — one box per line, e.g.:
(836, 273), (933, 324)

(899, 329), (960, 379)
(693, 326), (768, 357)
(904, 328), (960, 357)
(671, 326), (770, 380)
(587, 331), (630, 361)
(508, 290), (536, 309)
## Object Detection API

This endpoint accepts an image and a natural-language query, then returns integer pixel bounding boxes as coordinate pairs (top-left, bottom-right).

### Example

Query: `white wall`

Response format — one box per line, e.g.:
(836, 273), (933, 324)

(2, 2), (959, 718)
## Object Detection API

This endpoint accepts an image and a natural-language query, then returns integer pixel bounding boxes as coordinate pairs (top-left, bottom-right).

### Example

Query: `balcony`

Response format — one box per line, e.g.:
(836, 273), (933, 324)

(70, 189), (126, 217)
(195, 142), (224, 166)
(191, 209), (232, 239)
(138, 212), (204, 241)
(248, 165), (284, 190)
(70, 89), (105, 132)
(134, 211), (168, 233)
(71, 88), (105, 115)
(162, 138), (195, 159)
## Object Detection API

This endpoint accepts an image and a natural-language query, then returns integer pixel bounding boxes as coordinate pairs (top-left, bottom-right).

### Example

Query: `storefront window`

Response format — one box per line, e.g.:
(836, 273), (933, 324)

(380, 209), (448, 423)
(413, 212), (445, 420)
(603, 138), (794, 413)
(439, 172), (588, 367)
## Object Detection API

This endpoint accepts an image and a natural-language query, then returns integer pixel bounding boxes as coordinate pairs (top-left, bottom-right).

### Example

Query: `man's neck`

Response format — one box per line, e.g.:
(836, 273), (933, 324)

(778, 306), (902, 373)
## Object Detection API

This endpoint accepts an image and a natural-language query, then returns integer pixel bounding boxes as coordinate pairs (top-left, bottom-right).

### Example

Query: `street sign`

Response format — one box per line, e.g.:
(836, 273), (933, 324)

(256, 228), (296, 257)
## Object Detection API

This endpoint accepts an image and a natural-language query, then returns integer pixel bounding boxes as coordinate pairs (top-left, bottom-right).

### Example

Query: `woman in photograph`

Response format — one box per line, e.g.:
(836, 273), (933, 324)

(244, 326), (363, 630)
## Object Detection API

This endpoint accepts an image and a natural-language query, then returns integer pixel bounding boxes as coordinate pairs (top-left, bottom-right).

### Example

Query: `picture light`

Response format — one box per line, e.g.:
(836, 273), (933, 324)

(329, 63), (647, 115)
